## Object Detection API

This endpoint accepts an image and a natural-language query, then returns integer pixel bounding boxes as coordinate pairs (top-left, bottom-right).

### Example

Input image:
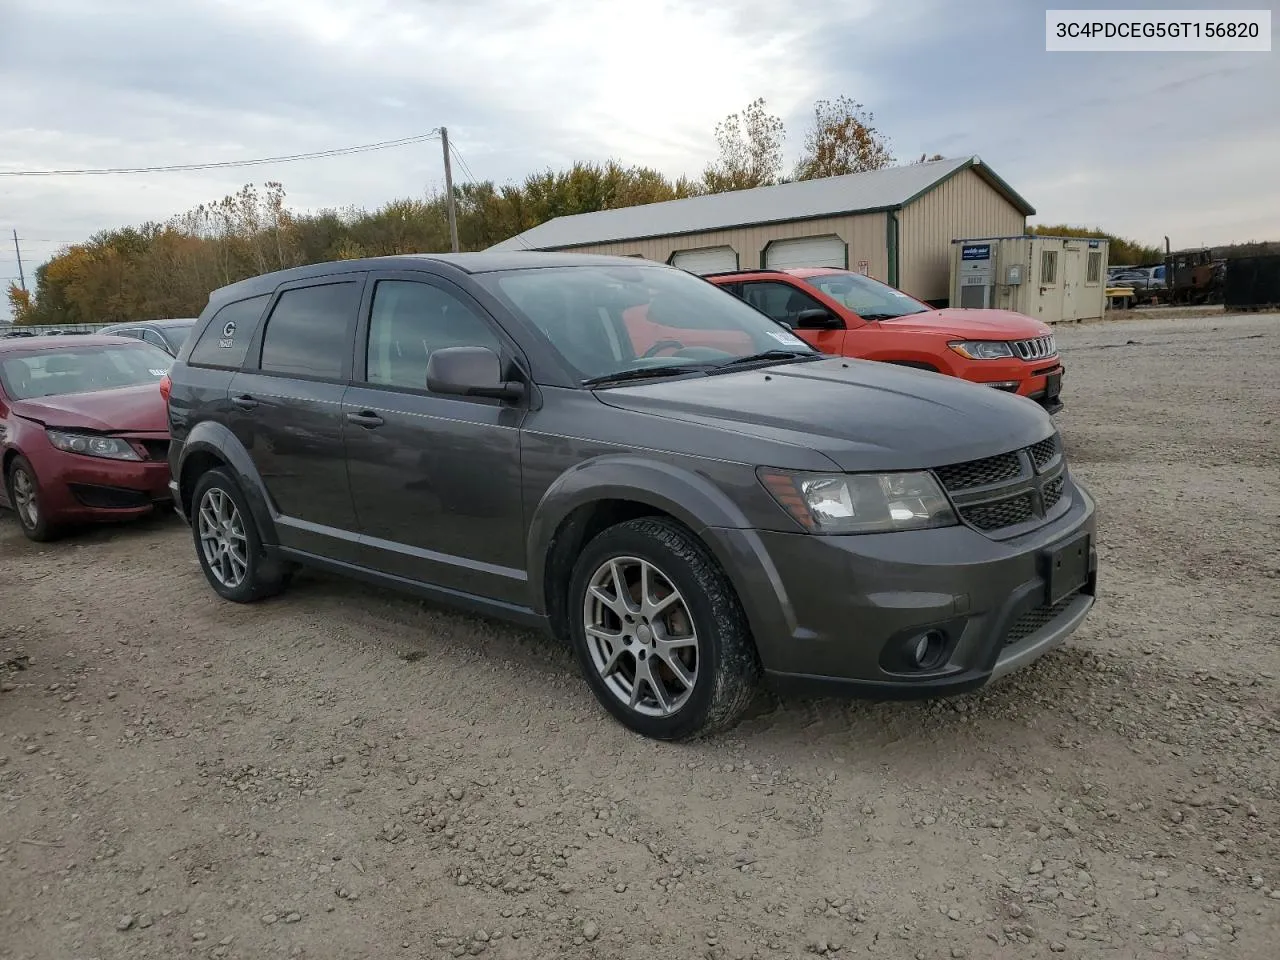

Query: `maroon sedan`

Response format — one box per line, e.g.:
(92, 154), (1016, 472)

(0, 335), (174, 541)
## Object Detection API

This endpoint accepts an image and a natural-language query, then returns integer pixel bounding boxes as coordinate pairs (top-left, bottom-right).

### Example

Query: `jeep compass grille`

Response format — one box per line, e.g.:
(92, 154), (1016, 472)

(1012, 335), (1057, 361)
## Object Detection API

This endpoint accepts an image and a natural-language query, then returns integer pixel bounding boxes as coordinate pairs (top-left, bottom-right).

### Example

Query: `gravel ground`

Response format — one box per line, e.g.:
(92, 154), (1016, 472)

(2, 312), (1277, 960)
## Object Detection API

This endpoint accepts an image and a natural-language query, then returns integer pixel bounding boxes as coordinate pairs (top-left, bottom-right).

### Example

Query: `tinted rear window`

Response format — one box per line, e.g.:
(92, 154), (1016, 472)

(259, 282), (361, 380)
(189, 295), (270, 369)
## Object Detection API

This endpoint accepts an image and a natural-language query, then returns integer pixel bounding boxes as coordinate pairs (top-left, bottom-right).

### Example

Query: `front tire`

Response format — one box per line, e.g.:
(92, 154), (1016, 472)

(6, 455), (58, 542)
(567, 517), (759, 740)
(190, 468), (289, 603)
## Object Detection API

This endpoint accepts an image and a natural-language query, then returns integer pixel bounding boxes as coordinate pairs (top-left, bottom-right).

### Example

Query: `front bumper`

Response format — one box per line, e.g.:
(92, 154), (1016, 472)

(968, 360), (1065, 415)
(709, 479), (1097, 699)
(34, 452), (172, 524)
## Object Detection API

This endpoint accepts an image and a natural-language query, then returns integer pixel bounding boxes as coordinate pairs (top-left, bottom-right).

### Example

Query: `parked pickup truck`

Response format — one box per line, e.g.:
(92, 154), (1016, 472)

(706, 268), (1065, 413)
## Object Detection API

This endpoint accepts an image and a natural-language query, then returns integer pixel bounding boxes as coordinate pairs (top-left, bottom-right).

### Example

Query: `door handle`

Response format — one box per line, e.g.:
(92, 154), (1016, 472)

(346, 410), (385, 428)
(231, 394), (258, 410)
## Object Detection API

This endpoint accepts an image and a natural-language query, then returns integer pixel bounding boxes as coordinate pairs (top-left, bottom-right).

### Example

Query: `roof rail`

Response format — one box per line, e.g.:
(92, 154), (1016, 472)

(699, 268), (791, 279)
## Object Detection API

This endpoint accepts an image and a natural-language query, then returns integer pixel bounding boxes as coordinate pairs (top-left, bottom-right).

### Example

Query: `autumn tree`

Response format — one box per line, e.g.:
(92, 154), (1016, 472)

(1030, 224), (1163, 265)
(14, 158), (714, 325)
(703, 97), (786, 192)
(6, 284), (34, 324)
(794, 96), (893, 180)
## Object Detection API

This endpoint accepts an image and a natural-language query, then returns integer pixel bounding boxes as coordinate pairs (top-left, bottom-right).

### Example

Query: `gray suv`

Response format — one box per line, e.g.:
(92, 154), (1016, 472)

(165, 253), (1097, 740)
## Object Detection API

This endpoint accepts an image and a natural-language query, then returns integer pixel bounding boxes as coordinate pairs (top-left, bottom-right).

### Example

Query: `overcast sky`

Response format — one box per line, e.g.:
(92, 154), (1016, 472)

(1, 0), (1276, 320)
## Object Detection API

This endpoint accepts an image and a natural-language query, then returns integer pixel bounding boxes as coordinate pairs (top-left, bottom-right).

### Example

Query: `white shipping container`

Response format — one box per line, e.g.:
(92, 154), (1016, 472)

(949, 235), (1108, 323)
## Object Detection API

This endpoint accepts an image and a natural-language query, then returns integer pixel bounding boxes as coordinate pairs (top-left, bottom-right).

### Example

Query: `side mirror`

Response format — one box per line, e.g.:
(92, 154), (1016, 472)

(793, 308), (841, 330)
(426, 346), (525, 402)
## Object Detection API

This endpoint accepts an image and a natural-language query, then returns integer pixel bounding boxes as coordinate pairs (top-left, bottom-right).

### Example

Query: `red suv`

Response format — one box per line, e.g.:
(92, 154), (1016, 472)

(707, 268), (1065, 413)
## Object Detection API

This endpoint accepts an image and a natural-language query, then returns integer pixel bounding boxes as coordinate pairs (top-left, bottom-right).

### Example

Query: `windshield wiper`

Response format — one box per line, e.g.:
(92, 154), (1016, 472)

(713, 349), (821, 370)
(581, 364), (711, 387)
(860, 311), (925, 321)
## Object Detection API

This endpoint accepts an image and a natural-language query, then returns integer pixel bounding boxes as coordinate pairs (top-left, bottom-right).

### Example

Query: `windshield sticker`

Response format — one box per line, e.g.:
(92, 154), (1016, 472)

(767, 330), (806, 347)
(148, 369), (168, 377)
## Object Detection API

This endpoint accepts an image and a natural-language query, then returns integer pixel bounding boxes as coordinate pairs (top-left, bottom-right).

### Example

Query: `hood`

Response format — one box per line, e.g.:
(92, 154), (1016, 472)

(594, 357), (1053, 472)
(881, 308), (1052, 339)
(10, 383), (168, 433)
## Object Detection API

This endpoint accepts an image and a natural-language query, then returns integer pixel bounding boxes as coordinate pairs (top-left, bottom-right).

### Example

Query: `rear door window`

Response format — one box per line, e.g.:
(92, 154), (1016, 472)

(259, 282), (361, 380)
(189, 295), (271, 369)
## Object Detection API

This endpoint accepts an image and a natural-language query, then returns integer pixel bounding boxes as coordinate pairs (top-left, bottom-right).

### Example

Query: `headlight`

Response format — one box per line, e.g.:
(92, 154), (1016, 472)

(46, 429), (141, 461)
(758, 469), (957, 534)
(949, 340), (1014, 360)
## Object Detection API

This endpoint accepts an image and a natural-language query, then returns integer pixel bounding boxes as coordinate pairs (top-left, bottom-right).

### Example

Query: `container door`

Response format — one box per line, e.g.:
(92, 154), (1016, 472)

(1060, 244), (1083, 321)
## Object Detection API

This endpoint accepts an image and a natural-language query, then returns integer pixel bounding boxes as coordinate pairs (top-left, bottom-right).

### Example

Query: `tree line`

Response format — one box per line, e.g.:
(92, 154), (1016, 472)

(4, 96), (1149, 324)
(1028, 225), (1163, 266)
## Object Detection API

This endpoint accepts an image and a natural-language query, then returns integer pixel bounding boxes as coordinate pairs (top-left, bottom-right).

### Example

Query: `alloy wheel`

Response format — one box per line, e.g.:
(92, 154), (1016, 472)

(582, 555), (699, 717)
(197, 487), (249, 589)
(11, 467), (38, 530)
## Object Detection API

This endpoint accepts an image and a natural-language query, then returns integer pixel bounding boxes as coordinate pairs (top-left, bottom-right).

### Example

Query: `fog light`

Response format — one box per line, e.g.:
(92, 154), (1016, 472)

(984, 381), (1020, 391)
(909, 630), (947, 670)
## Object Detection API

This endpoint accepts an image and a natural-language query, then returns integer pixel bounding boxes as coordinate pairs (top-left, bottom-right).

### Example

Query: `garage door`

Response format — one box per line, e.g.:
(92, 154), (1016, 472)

(670, 246), (738, 275)
(764, 235), (846, 270)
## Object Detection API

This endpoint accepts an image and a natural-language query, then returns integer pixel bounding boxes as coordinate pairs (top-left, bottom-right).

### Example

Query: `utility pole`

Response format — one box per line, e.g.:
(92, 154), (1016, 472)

(441, 127), (459, 253)
(12, 229), (25, 290)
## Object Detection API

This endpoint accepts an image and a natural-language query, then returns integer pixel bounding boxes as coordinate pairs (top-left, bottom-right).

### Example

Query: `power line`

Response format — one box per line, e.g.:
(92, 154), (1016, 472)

(447, 141), (534, 252)
(448, 143), (480, 185)
(0, 132), (441, 178)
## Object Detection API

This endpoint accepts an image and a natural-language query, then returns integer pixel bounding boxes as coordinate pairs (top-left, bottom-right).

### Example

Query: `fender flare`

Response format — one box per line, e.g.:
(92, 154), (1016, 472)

(525, 455), (755, 617)
(175, 421), (280, 546)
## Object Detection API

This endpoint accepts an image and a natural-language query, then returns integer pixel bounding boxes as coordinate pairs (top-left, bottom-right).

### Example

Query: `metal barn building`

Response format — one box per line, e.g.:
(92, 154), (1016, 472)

(488, 156), (1035, 304)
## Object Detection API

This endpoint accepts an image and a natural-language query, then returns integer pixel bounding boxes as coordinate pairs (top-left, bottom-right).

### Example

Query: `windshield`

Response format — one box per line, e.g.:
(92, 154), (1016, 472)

(804, 271), (931, 320)
(0, 342), (173, 400)
(476, 263), (817, 382)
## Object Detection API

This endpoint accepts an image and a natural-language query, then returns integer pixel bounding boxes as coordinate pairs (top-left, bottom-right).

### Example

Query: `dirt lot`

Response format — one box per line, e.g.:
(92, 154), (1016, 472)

(2, 312), (1278, 960)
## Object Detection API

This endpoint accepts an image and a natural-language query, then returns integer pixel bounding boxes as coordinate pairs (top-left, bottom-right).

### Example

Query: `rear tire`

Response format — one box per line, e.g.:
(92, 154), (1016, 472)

(190, 468), (289, 603)
(6, 455), (58, 542)
(567, 517), (759, 741)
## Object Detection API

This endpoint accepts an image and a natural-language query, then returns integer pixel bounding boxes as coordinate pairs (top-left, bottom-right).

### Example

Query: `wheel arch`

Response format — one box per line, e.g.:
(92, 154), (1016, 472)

(870, 356), (944, 373)
(176, 421), (280, 546)
(528, 456), (756, 642)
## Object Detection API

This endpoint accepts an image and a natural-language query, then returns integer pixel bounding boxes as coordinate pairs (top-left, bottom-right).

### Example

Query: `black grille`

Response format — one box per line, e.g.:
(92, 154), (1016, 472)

(68, 483), (151, 509)
(935, 434), (1070, 535)
(139, 439), (170, 461)
(960, 495), (1034, 531)
(1029, 434), (1059, 472)
(934, 452), (1022, 490)
(1042, 475), (1065, 510)
(1004, 593), (1080, 646)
